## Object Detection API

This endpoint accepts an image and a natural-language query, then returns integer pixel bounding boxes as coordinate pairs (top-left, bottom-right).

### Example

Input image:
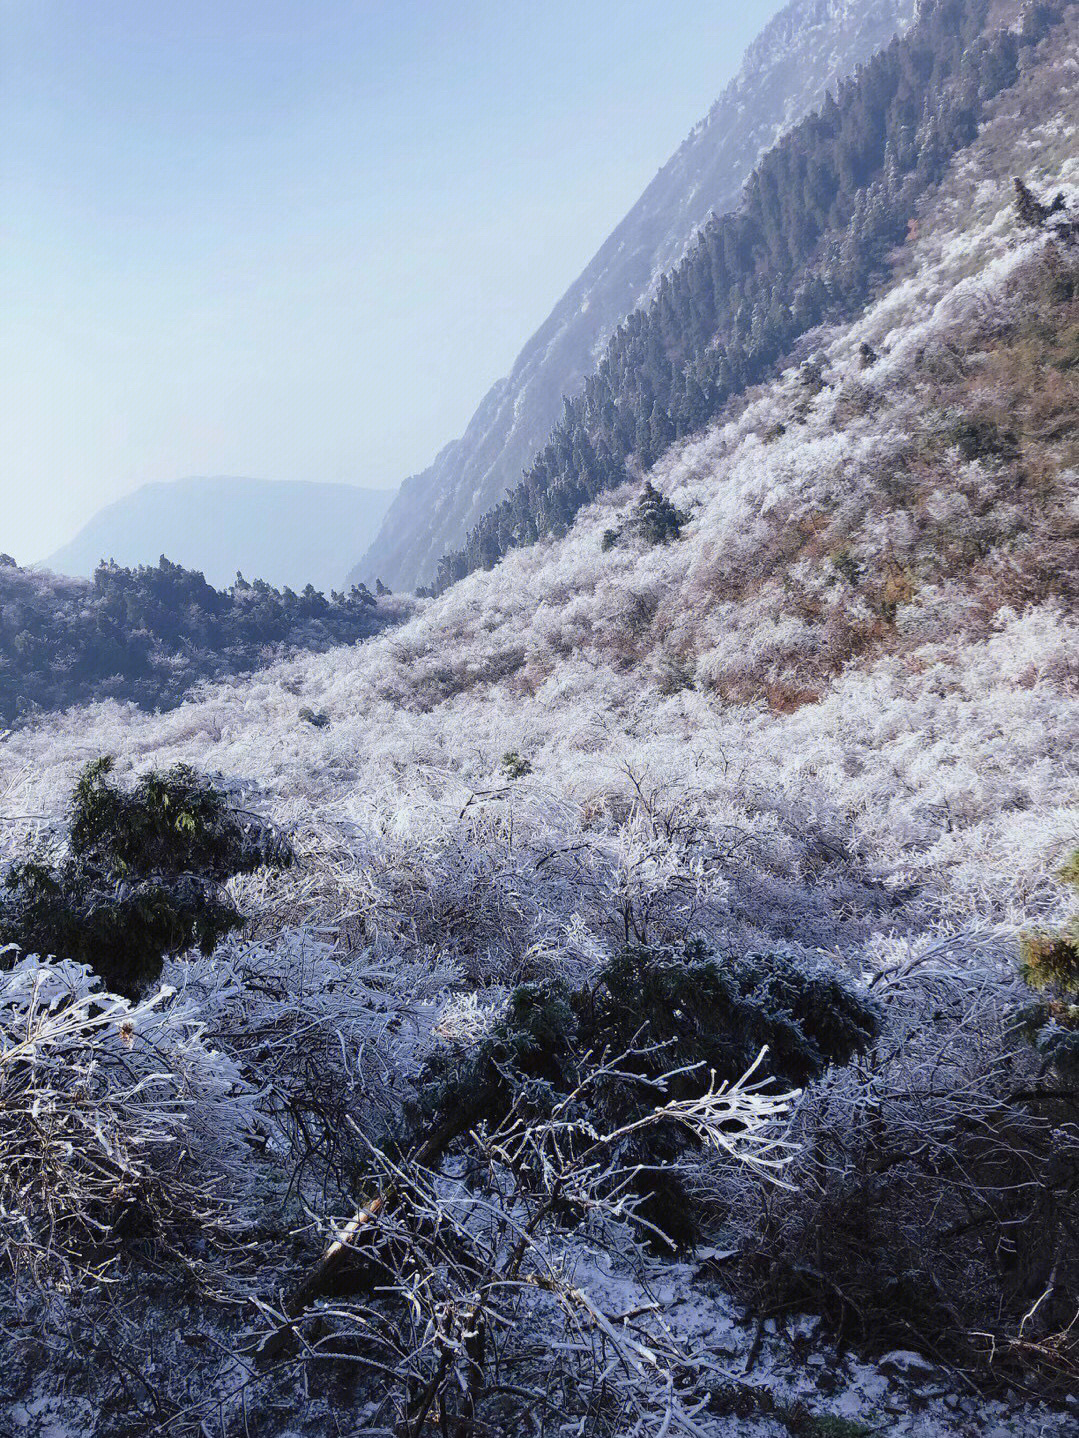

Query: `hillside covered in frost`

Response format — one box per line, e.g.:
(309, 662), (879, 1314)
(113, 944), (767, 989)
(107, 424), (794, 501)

(353, 0), (917, 592)
(0, 2), (1077, 1434)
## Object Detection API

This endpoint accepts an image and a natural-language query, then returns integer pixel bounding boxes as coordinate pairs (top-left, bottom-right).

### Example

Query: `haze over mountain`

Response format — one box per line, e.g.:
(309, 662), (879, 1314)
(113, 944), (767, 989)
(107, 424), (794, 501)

(2, 0), (1077, 1430)
(46, 477), (395, 593)
(352, 0), (917, 591)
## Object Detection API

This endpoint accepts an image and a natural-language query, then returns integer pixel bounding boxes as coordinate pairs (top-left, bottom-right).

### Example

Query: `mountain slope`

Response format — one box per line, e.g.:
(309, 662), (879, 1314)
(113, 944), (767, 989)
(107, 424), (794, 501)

(3, 120), (1076, 1428)
(351, 0), (917, 591)
(3, 5), (1077, 1430)
(436, 0), (1050, 590)
(47, 477), (395, 593)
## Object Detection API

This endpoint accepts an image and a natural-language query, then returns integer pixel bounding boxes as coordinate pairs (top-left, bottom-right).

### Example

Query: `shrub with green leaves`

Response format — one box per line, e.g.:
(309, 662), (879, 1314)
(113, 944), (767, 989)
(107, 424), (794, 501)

(1020, 849), (1079, 1075)
(499, 750), (533, 780)
(0, 757), (291, 998)
(409, 941), (878, 1244)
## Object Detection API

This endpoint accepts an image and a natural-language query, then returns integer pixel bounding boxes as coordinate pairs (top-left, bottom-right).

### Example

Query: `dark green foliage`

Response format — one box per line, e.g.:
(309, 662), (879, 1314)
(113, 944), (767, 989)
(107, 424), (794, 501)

(589, 944), (879, 1091)
(0, 554), (385, 728)
(657, 652), (696, 696)
(1019, 849), (1079, 1075)
(67, 756), (290, 875)
(411, 942), (878, 1244)
(299, 706), (331, 728)
(800, 360), (826, 396)
(601, 482), (688, 552)
(0, 757), (290, 997)
(1013, 175), (1067, 228)
(947, 413), (1019, 461)
(0, 860), (242, 1002)
(499, 750), (533, 780)
(434, 0), (1062, 592)
(627, 481), (688, 547)
(832, 549), (863, 586)
(796, 1420), (875, 1438)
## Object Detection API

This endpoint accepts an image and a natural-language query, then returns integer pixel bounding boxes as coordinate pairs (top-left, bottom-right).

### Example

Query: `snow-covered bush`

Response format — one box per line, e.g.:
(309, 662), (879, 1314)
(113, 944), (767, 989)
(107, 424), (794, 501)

(0, 757), (291, 996)
(710, 932), (1079, 1391)
(0, 953), (255, 1292)
(168, 926), (450, 1209)
(408, 941), (877, 1245)
(256, 1046), (801, 1437)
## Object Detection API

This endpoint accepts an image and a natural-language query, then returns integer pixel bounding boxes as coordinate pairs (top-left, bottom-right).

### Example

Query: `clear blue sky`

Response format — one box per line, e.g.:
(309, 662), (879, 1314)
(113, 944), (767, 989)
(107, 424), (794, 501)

(1, 0), (784, 562)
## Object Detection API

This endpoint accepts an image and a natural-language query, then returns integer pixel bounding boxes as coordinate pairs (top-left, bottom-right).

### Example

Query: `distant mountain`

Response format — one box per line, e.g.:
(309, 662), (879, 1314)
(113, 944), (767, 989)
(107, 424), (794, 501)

(47, 477), (396, 593)
(351, 0), (917, 591)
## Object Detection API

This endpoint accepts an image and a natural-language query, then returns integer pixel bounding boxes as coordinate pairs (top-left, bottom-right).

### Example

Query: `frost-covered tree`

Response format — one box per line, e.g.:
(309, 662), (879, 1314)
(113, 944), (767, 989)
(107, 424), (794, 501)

(0, 757), (290, 995)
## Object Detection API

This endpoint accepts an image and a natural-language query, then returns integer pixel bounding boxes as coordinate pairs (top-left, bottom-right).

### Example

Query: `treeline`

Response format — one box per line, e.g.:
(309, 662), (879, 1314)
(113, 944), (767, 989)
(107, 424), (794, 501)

(434, 0), (1058, 591)
(0, 554), (388, 726)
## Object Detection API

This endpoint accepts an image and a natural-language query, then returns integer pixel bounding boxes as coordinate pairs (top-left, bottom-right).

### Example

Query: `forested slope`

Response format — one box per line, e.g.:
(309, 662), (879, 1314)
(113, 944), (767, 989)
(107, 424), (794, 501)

(435, 0), (1055, 590)
(353, 0), (917, 591)
(0, 555), (402, 728)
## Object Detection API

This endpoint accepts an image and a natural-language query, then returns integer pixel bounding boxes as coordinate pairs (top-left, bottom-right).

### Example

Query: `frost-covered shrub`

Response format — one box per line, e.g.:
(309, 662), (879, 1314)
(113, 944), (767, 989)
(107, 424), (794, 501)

(0, 954), (254, 1292)
(714, 934), (1079, 1389)
(170, 926), (448, 1207)
(411, 941), (877, 1243)
(1020, 848), (1079, 1074)
(0, 757), (290, 996)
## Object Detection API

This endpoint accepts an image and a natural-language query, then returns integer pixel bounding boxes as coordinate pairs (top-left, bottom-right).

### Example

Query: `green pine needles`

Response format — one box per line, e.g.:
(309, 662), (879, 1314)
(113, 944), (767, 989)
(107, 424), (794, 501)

(1020, 849), (1079, 1075)
(603, 481), (689, 552)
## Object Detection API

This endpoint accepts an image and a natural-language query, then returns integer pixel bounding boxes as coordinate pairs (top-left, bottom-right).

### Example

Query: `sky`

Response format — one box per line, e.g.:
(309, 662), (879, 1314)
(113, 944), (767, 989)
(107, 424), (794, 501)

(1, 0), (785, 563)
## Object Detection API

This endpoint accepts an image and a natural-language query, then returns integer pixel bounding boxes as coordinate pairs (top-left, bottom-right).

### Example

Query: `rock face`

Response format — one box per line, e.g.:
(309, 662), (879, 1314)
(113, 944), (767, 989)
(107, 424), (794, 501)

(351, 0), (917, 591)
(878, 1350), (940, 1382)
(46, 477), (396, 593)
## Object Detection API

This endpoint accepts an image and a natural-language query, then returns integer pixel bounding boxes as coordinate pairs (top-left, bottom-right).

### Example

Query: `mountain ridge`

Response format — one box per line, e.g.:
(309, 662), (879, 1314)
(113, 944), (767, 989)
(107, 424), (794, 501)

(47, 476), (395, 593)
(351, 0), (918, 591)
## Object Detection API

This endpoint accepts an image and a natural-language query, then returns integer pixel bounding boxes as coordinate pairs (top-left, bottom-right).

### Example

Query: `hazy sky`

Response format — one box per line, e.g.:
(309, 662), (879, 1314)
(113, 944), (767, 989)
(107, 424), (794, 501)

(2, 0), (784, 562)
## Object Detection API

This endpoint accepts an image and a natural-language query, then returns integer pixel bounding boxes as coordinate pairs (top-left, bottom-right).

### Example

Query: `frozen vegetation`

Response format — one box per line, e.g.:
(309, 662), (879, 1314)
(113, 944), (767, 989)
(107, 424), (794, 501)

(0, 8), (1077, 1436)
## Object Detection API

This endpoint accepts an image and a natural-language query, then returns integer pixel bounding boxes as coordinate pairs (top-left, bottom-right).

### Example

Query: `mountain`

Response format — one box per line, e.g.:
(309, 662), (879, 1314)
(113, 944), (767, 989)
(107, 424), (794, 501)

(435, 0), (1038, 589)
(3, 0), (1078, 1426)
(46, 477), (396, 593)
(351, 0), (918, 591)
(4, 9), (1076, 1411)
